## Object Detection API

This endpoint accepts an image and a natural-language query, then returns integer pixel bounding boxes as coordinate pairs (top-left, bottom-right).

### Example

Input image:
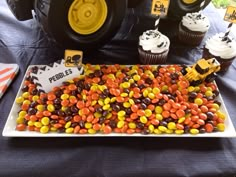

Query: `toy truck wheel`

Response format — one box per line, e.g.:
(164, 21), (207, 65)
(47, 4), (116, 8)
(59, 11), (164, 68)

(34, 0), (127, 50)
(190, 80), (202, 86)
(181, 65), (188, 75)
(168, 0), (211, 20)
(205, 73), (217, 83)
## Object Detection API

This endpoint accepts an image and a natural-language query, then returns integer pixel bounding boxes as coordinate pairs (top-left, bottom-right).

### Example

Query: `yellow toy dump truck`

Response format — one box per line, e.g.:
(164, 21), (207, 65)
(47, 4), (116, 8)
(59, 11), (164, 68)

(182, 58), (221, 86)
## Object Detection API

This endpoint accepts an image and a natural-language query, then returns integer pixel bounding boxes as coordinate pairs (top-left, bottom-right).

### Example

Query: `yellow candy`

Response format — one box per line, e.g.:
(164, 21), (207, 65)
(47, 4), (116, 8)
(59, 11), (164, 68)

(140, 116), (148, 124)
(143, 90), (149, 97)
(34, 122), (42, 128)
(128, 122), (136, 129)
(123, 102), (131, 108)
(129, 91), (134, 98)
(36, 105), (44, 112)
(61, 94), (69, 100)
(65, 127), (74, 134)
(88, 129), (96, 134)
(129, 99), (135, 105)
(117, 121), (125, 128)
(155, 106), (163, 114)
(190, 128), (199, 135)
(40, 126), (49, 134)
(148, 93), (155, 99)
(217, 123), (225, 132)
(166, 129), (174, 134)
(110, 97), (116, 103)
(32, 95), (39, 102)
(16, 96), (24, 104)
(148, 124), (154, 133)
(133, 75), (141, 81)
(103, 104), (110, 110)
(65, 121), (72, 129)
(18, 111), (27, 117)
(175, 130), (184, 134)
(122, 82), (130, 89)
(41, 117), (50, 126)
(152, 87), (160, 94)
(178, 117), (185, 124)
(85, 122), (92, 129)
(27, 120), (35, 126)
(16, 117), (24, 124)
(154, 129), (162, 134)
(23, 100), (31, 105)
(47, 104), (55, 112)
(155, 114), (163, 120)
(104, 98), (111, 104)
(121, 93), (128, 97)
(194, 98), (203, 106)
(22, 92), (30, 98)
(117, 110), (126, 117)
(158, 126), (167, 132)
(167, 122), (176, 130)
(145, 109), (152, 117)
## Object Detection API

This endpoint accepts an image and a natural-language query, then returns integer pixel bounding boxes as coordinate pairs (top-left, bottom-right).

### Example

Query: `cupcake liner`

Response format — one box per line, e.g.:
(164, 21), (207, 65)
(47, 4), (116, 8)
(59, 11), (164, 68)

(138, 47), (169, 64)
(178, 23), (206, 46)
(202, 48), (235, 72)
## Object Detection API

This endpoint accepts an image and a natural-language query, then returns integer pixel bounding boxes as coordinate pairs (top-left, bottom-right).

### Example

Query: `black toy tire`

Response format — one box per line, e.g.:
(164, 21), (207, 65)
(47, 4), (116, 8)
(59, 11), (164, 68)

(6, 0), (33, 21)
(190, 80), (202, 86)
(205, 73), (217, 83)
(168, 0), (211, 20)
(181, 65), (188, 75)
(34, 0), (127, 50)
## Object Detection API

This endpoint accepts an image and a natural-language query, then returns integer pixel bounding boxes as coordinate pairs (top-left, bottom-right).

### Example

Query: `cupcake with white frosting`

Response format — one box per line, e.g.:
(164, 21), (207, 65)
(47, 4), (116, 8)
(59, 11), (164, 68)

(203, 33), (236, 72)
(179, 12), (210, 46)
(138, 30), (170, 64)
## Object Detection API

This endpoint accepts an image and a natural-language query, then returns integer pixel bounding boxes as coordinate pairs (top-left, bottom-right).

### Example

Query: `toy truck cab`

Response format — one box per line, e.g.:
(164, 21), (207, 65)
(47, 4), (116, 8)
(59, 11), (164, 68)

(183, 58), (221, 86)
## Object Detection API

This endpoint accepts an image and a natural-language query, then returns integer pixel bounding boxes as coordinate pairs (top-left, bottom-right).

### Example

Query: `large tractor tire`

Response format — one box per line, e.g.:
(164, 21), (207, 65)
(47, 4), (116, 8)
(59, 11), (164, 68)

(34, 0), (127, 50)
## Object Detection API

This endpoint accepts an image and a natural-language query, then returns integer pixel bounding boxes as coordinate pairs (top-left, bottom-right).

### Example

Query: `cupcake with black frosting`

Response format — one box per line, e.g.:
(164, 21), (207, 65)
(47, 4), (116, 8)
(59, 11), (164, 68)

(203, 33), (236, 72)
(179, 12), (210, 46)
(138, 30), (170, 64)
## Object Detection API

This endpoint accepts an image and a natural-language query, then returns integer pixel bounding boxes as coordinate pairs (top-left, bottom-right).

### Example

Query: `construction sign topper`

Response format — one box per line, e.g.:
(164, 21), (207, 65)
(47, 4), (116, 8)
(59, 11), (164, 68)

(64, 49), (83, 67)
(224, 6), (236, 23)
(151, 0), (170, 16)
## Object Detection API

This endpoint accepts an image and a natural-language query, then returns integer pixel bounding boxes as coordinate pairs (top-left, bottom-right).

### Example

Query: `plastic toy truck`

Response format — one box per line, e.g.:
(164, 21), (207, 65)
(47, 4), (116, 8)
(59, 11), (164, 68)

(182, 58), (221, 86)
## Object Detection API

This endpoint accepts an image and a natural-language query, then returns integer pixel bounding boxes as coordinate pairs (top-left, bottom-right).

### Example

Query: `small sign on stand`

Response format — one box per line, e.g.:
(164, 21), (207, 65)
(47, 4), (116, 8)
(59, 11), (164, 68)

(151, 0), (170, 16)
(31, 50), (84, 93)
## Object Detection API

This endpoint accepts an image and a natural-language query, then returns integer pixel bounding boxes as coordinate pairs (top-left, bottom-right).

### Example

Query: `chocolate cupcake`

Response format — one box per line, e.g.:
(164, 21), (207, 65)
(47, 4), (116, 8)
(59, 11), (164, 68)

(178, 12), (210, 46)
(138, 30), (170, 64)
(203, 33), (236, 72)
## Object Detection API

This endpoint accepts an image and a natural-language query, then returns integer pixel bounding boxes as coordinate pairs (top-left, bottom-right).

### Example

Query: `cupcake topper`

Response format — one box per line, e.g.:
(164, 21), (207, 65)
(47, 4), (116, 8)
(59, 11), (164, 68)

(199, 0), (205, 13)
(223, 6), (236, 39)
(151, 0), (170, 31)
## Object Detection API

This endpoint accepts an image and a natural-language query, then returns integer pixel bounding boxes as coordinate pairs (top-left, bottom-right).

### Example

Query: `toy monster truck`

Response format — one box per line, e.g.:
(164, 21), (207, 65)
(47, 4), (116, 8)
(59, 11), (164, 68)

(7, 0), (211, 50)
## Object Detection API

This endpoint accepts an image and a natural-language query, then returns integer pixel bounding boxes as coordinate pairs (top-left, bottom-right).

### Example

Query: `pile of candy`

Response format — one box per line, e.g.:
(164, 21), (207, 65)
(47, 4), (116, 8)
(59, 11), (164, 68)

(15, 64), (226, 135)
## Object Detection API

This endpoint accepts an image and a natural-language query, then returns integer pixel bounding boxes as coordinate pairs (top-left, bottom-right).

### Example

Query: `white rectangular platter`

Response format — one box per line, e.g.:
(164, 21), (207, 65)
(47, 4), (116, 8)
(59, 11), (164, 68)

(2, 65), (236, 137)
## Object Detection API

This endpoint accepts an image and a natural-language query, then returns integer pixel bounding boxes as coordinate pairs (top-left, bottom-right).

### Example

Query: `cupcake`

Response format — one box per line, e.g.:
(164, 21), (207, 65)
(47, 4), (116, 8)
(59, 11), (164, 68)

(138, 30), (170, 64)
(203, 33), (236, 72)
(178, 12), (210, 46)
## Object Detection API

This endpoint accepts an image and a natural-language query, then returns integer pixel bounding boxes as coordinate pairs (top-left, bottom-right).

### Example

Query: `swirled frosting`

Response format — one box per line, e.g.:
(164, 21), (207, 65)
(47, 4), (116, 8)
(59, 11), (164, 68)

(205, 33), (236, 59)
(182, 12), (210, 32)
(139, 30), (170, 53)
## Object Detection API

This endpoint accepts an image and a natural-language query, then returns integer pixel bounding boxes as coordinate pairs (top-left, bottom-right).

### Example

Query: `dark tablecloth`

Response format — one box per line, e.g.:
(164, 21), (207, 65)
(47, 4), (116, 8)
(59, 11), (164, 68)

(1, 1), (236, 177)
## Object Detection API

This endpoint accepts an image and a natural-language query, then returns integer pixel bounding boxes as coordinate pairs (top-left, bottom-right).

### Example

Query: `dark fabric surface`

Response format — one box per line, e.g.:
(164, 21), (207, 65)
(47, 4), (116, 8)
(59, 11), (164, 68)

(1, 1), (236, 177)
